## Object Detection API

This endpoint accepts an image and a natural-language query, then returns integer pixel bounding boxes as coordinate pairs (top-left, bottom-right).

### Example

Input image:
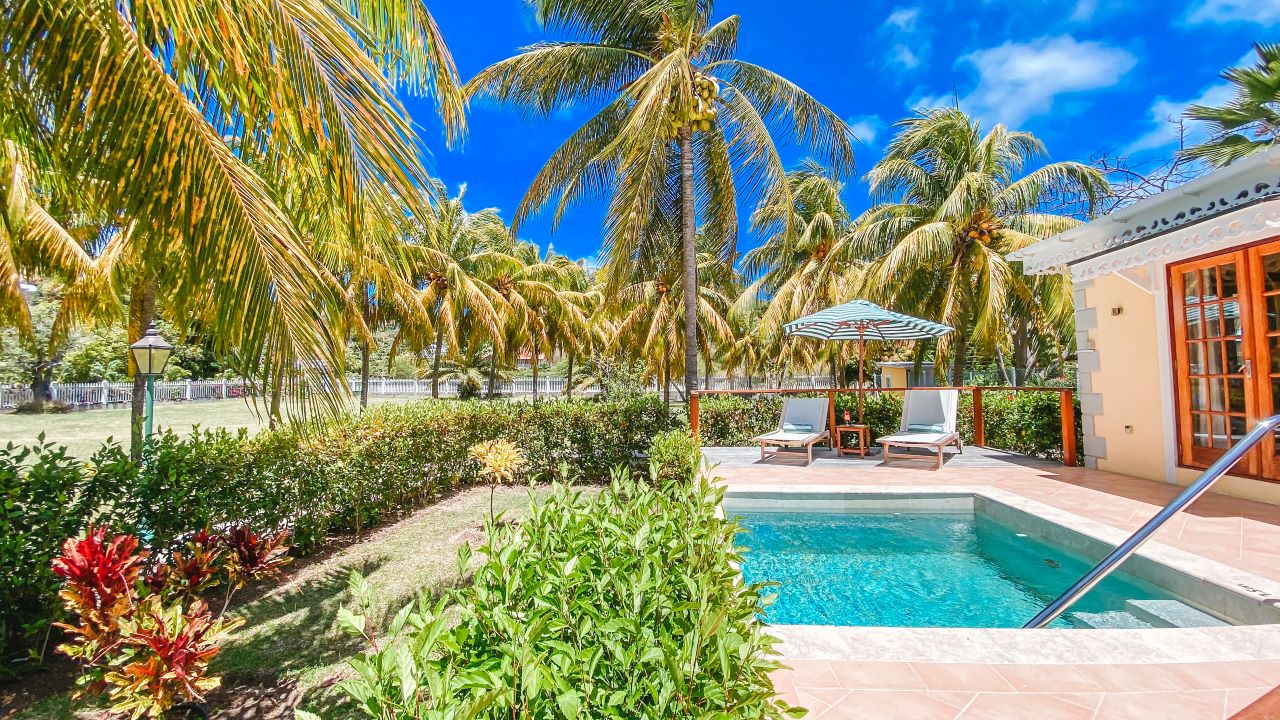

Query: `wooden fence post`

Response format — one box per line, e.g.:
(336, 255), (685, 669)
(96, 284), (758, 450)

(1061, 389), (1078, 467)
(690, 392), (700, 439)
(828, 389), (837, 448)
(972, 387), (985, 448)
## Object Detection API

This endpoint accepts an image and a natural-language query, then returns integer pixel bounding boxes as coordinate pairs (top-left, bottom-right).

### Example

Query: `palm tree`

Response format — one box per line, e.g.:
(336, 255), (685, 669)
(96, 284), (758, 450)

(405, 180), (511, 398)
(468, 0), (854, 396)
(853, 108), (1107, 385)
(485, 242), (591, 401)
(3, 0), (466, 445)
(1183, 43), (1280, 166)
(0, 139), (101, 344)
(602, 223), (733, 404)
(738, 160), (864, 384)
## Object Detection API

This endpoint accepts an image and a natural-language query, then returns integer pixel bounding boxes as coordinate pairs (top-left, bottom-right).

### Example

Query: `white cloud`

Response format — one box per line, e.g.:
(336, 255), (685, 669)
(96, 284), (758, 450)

(1186, 0), (1280, 26)
(1126, 82), (1236, 152)
(846, 114), (886, 146)
(926, 36), (1137, 126)
(1070, 0), (1099, 21)
(884, 6), (921, 31)
(880, 6), (928, 71)
(889, 45), (921, 70)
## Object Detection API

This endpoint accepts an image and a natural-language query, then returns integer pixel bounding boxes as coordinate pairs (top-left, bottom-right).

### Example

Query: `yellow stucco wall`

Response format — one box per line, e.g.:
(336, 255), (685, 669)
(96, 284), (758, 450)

(1084, 273), (1166, 480)
(1083, 272), (1280, 504)
(881, 367), (908, 388)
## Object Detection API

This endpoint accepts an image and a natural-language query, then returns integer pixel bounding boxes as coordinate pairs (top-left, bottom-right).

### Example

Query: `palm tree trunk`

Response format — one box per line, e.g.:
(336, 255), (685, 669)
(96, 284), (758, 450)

(358, 288), (371, 408)
(678, 127), (700, 398)
(566, 353), (574, 398)
(531, 337), (540, 402)
(488, 351), (497, 400)
(704, 358), (711, 390)
(129, 280), (157, 459)
(950, 334), (968, 387)
(995, 346), (1012, 385)
(359, 344), (370, 408)
(663, 353), (671, 408)
(268, 371), (282, 430)
(431, 327), (444, 398)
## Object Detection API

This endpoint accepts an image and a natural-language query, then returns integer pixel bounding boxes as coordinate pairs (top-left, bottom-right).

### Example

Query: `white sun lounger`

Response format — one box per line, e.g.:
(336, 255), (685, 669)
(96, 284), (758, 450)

(753, 397), (830, 465)
(877, 389), (963, 469)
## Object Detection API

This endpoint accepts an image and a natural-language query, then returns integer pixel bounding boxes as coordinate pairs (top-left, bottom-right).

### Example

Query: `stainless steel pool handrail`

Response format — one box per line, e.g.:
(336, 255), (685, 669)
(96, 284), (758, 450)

(1024, 414), (1280, 629)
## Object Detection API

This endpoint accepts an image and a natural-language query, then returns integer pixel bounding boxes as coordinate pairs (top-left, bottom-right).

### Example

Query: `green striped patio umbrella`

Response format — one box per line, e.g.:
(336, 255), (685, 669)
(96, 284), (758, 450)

(784, 300), (952, 424)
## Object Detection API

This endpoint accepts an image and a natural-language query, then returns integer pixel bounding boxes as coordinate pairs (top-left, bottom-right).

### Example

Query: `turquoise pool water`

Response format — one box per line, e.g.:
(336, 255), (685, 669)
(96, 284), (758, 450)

(734, 510), (1195, 629)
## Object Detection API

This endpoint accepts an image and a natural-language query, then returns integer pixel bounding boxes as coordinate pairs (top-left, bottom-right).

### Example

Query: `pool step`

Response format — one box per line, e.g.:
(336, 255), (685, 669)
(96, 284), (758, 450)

(1074, 610), (1154, 629)
(1125, 599), (1228, 628)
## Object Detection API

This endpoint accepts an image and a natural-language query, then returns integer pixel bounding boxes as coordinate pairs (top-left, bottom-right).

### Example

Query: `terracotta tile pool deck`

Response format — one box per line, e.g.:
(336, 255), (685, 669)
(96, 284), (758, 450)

(705, 447), (1280, 719)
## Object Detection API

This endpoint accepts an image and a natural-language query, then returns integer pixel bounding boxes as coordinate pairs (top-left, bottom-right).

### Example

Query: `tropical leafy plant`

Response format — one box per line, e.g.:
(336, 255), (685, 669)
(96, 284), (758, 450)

(469, 0), (855, 396)
(323, 471), (799, 719)
(853, 108), (1107, 384)
(2, 0), (467, 442)
(1184, 43), (1280, 166)
(468, 438), (528, 522)
(53, 526), (247, 717)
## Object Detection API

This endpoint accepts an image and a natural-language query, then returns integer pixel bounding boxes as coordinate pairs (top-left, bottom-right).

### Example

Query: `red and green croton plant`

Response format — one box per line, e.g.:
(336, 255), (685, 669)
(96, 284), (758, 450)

(53, 524), (291, 717)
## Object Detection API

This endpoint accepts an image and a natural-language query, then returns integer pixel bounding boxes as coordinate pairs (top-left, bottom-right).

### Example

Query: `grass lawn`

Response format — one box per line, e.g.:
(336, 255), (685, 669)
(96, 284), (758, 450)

(0, 397), (408, 458)
(11, 483), (585, 719)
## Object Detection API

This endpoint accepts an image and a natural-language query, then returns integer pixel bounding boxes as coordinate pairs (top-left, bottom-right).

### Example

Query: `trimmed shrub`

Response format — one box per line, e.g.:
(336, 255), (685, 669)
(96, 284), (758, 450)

(0, 397), (677, 672)
(326, 471), (797, 719)
(647, 428), (701, 482)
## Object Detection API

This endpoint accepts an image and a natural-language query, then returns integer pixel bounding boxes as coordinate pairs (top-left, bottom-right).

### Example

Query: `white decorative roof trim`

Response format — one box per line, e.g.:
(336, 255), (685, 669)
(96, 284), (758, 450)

(1068, 204), (1280, 282)
(1012, 148), (1280, 276)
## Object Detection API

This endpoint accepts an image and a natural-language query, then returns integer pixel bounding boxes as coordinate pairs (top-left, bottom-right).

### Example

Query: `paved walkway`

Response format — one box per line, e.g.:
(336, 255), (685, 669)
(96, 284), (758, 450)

(706, 446), (1280, 719)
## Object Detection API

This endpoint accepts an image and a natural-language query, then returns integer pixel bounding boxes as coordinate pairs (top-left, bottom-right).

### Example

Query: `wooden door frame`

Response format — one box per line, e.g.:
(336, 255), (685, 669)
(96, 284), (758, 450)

(1167, 236), (1280, 482)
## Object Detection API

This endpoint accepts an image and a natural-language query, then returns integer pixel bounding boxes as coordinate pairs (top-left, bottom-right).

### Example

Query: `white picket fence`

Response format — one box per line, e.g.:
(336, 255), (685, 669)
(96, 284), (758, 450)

(1, 373), (837, 410)
(0, 379), (252, 409)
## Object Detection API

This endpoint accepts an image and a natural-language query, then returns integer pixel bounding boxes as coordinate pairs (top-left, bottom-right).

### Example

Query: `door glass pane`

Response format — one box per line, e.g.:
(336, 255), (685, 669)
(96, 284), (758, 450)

(1205, 304), (1223, 338)
(1202, 268), (1220, 302)
(1193, 413), (1211, 447)
(1271, 336), (1280, 374)
(1208, 341), (1224, 374)
(1226, 338), (1242, 373)
(1212, 415), (1229, 449)
(1210, 379), (1226, 411)
(1231, 415), (1247, 443)
(1225, 301), (1242, 336)
(1229, 378), (1247, 413)
(1187, 376), (1208, 409)
(1270, 295), (1280, 332)
(1187, 305), (1203, 339)
(1184, 270), (1202, 303)
(1222, 264), (1239, 299)
(1265, 252), (1280, 291)
(1189, 342), (1205, 374)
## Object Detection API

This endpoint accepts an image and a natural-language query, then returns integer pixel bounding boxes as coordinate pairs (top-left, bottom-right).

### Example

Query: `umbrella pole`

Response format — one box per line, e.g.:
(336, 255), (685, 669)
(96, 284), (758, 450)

(858, 335), (865, 425)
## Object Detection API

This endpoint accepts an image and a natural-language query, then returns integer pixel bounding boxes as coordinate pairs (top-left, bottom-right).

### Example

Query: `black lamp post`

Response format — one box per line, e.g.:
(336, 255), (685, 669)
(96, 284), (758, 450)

(129, 324), (174, 439)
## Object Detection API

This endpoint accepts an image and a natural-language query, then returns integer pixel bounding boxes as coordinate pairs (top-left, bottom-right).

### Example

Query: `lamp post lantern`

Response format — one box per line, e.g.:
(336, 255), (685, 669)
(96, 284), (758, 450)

(129, 324), (174, 440)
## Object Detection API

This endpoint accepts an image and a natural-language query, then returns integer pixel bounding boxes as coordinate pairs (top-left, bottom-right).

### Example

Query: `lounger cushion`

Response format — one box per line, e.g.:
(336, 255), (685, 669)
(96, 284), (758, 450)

(754, 431), (823, 445)
(878, 431), (956, 445)
(907, 423), (945, 433)
(782, 422), (814, 432)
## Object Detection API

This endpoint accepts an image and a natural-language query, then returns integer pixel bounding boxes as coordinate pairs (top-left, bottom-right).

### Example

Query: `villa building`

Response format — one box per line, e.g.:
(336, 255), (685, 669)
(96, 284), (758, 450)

(1012, 149), (1280, 504)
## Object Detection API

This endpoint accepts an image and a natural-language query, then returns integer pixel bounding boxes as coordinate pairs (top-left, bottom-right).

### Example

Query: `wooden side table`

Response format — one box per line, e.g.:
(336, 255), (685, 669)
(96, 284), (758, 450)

(835, 424), (870, 457)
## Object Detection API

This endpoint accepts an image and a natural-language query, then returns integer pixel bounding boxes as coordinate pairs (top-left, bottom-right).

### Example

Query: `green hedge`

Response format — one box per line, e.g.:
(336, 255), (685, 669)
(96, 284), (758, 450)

(0, 397), (676, 672)
(699, 390), (1081, 462)
(326, 471), (795, 719)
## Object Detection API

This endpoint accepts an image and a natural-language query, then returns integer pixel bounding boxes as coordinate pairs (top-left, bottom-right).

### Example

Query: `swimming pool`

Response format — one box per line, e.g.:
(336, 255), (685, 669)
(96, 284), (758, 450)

(727, 493), (1243, 629)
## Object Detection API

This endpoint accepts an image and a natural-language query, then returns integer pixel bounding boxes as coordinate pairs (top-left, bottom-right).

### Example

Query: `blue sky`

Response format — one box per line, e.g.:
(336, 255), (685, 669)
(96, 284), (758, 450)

(404, 0), (1276, 263)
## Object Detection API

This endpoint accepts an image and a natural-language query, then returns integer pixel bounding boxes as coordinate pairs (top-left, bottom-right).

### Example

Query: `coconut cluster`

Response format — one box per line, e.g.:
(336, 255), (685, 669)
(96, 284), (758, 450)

(665, 72), (720, 139)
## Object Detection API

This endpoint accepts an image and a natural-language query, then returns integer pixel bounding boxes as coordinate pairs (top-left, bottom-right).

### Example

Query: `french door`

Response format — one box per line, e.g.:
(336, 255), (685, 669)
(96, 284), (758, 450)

(1171, 238), (1280, 480)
